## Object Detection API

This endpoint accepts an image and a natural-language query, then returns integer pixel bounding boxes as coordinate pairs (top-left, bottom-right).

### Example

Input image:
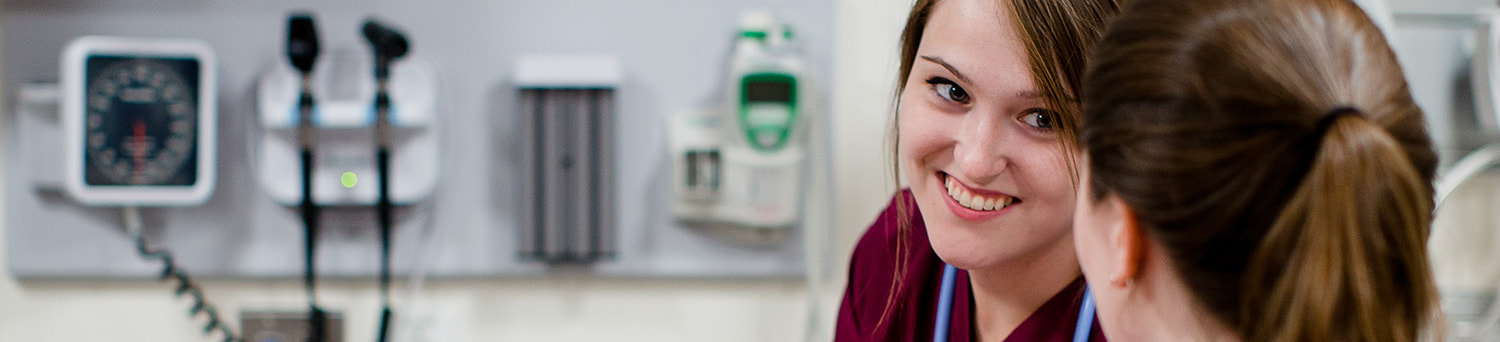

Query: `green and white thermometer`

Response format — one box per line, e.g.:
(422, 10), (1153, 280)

(738, 72), (797, 152)
(671, 10), (808, 230)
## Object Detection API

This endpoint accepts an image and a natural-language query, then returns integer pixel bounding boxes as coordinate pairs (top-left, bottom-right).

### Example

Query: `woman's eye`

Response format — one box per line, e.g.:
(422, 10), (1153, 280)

(1020, 110), (1057, 130)
(926, 78), (970, 103)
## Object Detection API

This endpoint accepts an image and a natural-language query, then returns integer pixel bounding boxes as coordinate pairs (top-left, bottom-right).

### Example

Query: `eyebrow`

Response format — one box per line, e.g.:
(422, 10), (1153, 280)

(919, 55), (972, 85)
(922, 55), (1051, 100)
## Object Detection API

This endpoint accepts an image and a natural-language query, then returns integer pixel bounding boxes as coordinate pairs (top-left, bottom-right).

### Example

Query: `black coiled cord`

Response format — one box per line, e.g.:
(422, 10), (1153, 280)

(123, 207), (241, 342)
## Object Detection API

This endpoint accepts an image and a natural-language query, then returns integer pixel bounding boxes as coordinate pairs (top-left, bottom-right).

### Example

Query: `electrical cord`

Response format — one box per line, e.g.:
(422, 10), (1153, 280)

(376, 126), (394, 342)
(374, 85), (394, 342)
(287, 13), (327, 342)
(393, 56), (452, 341)
(296, 84), (328, 342)
(364, 18), (409, 342)
(296, 78), (329, 342)
(122, 206), (241, 342)
(397, 199), (442, 341)
(299, 88), (328, 342)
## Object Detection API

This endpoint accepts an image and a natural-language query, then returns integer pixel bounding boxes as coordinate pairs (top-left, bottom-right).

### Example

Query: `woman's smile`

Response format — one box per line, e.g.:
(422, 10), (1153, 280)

(939, 172), (1021, 221)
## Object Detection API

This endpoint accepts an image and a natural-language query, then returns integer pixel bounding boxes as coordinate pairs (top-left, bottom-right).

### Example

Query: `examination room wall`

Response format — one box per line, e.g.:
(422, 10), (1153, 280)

(0, 0), (904, 340)
(4, 0), (1500, 341)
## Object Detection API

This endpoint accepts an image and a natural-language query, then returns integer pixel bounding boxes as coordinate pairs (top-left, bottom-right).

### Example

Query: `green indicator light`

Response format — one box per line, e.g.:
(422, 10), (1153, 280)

(341, 172), (358, 188)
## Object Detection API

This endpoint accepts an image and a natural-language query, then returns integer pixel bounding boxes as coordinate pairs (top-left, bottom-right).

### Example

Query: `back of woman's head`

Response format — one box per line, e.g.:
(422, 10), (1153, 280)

(1081, 0), (1439, 340)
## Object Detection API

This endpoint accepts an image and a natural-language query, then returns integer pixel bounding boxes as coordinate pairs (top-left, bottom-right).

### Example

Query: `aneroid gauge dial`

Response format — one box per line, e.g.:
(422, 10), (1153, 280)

(63, 36), (216, 206)
(84, 57), (200, 186)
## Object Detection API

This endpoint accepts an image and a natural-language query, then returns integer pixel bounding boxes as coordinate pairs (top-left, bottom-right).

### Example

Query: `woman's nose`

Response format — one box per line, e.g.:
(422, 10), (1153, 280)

(953, 120), (1008, 182)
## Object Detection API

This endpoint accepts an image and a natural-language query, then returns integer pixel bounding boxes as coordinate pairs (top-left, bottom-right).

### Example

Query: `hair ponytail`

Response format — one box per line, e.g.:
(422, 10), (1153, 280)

(1241, 114), (1438, 342)
(1080, 0), (1442, 340)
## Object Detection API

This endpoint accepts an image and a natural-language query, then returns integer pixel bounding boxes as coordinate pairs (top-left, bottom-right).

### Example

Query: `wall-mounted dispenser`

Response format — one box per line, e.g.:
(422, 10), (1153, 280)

(670, 10), (807, 230)
(514, 54), (620, 263)
(254, 37), (441, 206)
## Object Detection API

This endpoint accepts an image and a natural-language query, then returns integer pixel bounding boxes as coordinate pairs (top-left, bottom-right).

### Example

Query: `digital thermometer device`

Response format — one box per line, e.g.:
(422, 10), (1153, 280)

(738, 72), (797, 152)
(62, 36), (216, 206)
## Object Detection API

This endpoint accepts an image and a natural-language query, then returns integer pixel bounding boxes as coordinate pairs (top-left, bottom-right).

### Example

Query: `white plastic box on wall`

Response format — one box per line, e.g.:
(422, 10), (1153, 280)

(255, 44), (442, 206)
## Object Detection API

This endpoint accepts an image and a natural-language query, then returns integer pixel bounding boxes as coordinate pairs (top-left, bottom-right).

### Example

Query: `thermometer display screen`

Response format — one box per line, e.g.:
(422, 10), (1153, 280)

(82, 56), (200, 186)
(744, 80), (792, 103)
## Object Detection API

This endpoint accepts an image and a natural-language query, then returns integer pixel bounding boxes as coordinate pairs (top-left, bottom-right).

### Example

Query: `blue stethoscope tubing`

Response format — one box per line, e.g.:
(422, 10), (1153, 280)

(932, 264), (1097, 342)
(1075, 287), (1096, 342)
(934, 264), (960, 342)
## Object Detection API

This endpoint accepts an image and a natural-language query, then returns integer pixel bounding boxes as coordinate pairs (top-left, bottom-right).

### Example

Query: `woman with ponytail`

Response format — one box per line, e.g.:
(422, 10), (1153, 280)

(1073, 0), (1441, 341)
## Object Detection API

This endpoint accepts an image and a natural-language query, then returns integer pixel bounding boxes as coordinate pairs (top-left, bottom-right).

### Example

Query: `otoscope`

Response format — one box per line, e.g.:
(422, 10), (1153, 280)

(362, 18), (408, 342)
(286, 13), (327, 342)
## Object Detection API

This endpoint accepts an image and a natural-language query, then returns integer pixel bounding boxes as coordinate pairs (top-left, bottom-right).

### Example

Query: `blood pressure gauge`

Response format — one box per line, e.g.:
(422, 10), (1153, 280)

(62, 36), (216, 206)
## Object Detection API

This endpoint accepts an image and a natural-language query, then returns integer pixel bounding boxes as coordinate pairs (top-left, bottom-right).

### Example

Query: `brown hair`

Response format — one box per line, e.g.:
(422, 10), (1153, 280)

(877, 0), (1120, 335)
(1080, 0), (1440, 341)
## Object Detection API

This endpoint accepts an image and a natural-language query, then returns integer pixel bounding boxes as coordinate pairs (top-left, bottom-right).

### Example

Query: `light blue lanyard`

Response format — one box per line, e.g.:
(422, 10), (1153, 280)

(932, 264), (1097, 342)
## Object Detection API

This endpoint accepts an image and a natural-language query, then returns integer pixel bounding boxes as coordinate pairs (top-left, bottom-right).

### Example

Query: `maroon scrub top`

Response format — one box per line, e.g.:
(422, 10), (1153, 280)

(835, 190), (1106, 342)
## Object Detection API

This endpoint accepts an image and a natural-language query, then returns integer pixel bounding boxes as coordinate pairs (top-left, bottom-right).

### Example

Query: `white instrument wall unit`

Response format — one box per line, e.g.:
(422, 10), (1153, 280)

(255, 44), (441, 206)
(672, 10), (806, 230)
(671, 112), (805, 229)
(61, 36), (218, 206)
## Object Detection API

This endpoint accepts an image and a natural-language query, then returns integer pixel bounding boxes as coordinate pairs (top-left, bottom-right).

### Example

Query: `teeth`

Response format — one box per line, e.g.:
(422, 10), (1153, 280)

(942, 174), (1016, 212)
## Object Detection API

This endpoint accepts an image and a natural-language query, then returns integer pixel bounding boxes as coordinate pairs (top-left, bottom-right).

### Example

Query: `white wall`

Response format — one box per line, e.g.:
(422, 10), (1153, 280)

(831, 0), (907, 259)
(0, 0), (914, 341)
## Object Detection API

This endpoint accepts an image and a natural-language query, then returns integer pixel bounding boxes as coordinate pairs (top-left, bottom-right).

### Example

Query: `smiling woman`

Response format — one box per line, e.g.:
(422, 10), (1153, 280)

(835, 0), (1119, 341)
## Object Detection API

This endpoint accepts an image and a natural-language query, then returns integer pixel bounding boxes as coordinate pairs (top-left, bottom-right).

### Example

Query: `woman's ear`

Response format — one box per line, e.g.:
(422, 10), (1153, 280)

(1103, 194), (1145, 288)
